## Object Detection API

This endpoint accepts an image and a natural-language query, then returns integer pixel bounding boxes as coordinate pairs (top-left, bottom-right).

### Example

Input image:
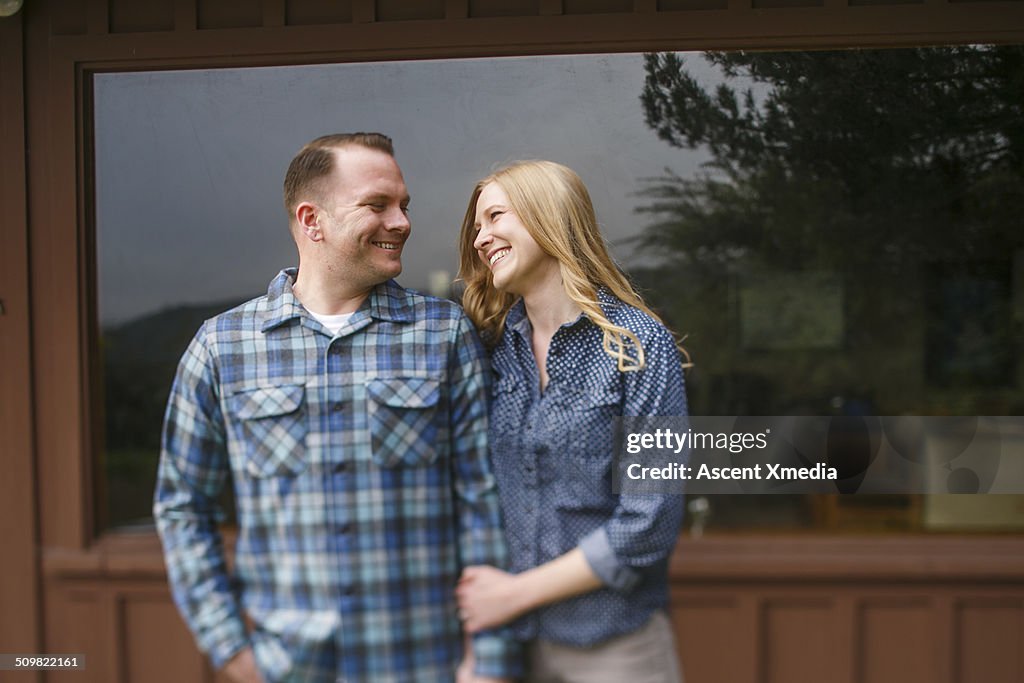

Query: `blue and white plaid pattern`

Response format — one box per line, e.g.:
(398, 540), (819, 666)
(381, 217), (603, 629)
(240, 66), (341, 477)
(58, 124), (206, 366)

(489, 291), (688, 647)
(155, 269), (520, 682)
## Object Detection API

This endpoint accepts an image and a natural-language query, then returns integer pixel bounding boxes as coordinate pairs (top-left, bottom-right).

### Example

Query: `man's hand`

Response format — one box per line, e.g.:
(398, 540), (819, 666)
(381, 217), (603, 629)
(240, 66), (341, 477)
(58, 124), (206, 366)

(456, 565), (529, 633)
(222, 647), (264, 683)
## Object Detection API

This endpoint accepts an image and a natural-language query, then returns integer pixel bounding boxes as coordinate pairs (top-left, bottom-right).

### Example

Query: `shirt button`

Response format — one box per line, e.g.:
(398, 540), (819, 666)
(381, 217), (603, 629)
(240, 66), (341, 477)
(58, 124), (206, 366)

(332, 402), (344, 412)
(336, 461), (349, 472)
(343, 585), (356, 596)
(338, 522), (352, 534)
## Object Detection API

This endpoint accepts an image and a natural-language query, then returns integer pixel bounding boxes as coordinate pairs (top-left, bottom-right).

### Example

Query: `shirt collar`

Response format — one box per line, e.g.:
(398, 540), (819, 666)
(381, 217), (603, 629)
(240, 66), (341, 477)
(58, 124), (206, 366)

(261, 268), (414, 333)
(506, 298), (531, 338)
(504, 287), (620, 339)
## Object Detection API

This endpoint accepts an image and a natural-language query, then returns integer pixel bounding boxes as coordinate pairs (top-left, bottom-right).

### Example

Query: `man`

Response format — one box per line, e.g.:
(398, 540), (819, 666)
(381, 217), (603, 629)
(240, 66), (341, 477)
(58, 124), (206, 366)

(155, 133), (519, 683)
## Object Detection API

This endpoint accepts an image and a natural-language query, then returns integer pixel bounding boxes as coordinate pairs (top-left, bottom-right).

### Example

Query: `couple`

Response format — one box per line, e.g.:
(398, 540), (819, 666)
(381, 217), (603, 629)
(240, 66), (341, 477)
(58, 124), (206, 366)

(155, 132), (688, 683)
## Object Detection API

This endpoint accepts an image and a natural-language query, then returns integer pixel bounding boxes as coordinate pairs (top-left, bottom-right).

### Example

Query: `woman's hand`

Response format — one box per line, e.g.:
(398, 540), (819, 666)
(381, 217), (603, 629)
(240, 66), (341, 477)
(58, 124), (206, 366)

(455, 650), (475, 683)
(456, 565), (529, 633)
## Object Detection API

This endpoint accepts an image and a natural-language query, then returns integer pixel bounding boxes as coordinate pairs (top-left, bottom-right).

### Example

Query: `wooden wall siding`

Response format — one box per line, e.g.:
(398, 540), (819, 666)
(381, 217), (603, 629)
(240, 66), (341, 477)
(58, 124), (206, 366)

(0, 11), (42, 681)
(33, 574), (1024, 683)
(35, 536), (1024, 682)
(669, 586), (1024, 683)
(4, 0), (1024, 681)
(43, 579), (216, 683)
(29, 0), (1024, 39)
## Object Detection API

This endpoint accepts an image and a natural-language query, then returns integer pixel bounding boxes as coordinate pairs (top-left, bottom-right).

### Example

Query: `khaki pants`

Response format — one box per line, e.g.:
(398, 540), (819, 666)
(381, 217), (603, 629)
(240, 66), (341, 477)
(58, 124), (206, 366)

(525, 611), (684, 683)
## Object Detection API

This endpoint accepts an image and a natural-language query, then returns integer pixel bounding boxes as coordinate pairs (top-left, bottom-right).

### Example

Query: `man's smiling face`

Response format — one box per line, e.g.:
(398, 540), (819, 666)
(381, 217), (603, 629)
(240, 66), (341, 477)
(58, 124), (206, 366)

(315, 145), (411, 289)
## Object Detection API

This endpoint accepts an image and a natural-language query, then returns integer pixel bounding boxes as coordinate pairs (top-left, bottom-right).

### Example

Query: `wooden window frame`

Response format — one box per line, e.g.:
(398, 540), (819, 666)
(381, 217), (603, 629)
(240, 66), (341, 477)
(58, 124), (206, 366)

(20, 0), (1024, 559)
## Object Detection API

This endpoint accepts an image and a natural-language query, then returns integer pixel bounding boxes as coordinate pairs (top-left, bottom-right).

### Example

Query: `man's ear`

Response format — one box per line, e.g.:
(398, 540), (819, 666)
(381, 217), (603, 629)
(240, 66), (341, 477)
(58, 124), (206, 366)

(295, 202), (323, 242)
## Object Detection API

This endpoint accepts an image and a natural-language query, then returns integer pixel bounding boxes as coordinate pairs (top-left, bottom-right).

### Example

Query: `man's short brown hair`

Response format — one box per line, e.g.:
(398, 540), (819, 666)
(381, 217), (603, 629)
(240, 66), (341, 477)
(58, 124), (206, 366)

(283, 132), (395, 217)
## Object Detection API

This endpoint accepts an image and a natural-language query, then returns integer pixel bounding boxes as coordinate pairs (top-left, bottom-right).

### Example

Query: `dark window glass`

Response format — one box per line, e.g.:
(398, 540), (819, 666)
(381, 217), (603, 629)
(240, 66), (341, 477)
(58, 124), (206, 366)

(95, 47), (1024, 532)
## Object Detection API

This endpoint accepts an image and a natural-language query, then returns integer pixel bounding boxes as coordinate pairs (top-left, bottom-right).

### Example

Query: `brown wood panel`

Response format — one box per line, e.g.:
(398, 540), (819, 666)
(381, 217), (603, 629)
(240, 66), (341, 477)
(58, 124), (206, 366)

(39, 6), (1024, 70)
(860, 599), (937, 683)
(285, 0), (354, 25)
(669, 536), (1024, 581)
(50, 0), (89, 35)
(446, 0), (470, 17)
(671, 594), (750, 683)
(174, 0), (198, 31)
(377, 0), (447, 21)
(43, 585), (112, 683)
(29, 3), (92, 552)
(830, 596), (857, 683)
(86, 0), (108, 35)
(263, 0), (285, 26)
(755, 0), (822, 8)
(470, 0), (542, 17)
(564, 0), (634, 13)
(659, 0), (729, 10)
(0, 11), (42, 681)
(198, 0), (264, 30)
(108, 0), (176, 33)
(31, 551), (1024, 683)
(762, 599), (836, 683)
(123, 594), (208, 683)
(957, 599), (1024, 683)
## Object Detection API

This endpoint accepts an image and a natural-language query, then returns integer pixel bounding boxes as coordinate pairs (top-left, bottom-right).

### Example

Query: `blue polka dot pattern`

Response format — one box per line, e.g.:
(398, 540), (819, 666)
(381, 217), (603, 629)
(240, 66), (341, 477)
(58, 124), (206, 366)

(488, 289), (688, 647)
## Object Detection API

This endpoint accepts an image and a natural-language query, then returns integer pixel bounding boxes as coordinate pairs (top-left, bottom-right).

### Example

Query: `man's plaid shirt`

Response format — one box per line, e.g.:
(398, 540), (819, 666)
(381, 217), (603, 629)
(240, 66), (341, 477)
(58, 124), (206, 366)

(155, 269), (520, 682)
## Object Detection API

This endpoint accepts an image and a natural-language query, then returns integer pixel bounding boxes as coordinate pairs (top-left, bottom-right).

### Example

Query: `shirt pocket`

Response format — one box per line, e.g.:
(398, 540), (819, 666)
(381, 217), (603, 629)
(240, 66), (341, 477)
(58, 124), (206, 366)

(229, 384), (308, 477)
(489, 375), (521, 439)
(557, 387), (620, 510)
(366, 376), (441, 467)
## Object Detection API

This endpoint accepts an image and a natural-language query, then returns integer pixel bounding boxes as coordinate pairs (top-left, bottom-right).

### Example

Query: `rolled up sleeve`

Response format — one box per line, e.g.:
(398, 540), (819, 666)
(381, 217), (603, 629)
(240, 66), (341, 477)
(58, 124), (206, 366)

(579, 325), (688, 594)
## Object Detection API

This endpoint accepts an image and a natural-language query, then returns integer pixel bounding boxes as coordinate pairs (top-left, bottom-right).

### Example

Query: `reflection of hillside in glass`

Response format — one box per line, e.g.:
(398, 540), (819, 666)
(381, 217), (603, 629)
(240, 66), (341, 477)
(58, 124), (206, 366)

(102, 299), (244, 529)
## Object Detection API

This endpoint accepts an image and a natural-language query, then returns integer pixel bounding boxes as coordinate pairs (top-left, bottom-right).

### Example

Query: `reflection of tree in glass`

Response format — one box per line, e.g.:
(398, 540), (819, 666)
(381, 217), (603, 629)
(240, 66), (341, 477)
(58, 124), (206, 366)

(638, 47), (1022, 271)
(632, 47), (1024, 416)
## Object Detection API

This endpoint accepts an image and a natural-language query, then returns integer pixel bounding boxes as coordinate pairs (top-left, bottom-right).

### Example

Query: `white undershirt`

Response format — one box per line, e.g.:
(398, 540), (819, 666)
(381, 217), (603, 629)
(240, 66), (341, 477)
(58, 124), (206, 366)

(308, 310), (355, 336)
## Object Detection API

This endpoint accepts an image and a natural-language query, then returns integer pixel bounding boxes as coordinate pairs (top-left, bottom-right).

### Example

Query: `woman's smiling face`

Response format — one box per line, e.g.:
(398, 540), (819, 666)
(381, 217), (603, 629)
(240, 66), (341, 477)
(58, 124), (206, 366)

(472, 182), (557, 296)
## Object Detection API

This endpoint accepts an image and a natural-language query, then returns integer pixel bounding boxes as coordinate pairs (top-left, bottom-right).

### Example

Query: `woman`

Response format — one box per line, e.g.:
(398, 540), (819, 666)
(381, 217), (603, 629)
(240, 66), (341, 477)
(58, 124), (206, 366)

(455, 160), (688, 683)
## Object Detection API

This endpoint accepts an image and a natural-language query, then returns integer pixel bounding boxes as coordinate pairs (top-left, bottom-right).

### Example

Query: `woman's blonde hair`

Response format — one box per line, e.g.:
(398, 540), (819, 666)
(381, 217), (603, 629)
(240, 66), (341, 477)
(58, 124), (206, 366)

(458, 159), (668, 372)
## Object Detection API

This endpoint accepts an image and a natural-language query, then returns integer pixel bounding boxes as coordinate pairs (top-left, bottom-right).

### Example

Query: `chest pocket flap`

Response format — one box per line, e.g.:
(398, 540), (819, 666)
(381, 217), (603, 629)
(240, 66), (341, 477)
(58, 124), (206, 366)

(233, 385), (305, 419)
(229, 384), (308, 477)
(366, 377), (441, 467)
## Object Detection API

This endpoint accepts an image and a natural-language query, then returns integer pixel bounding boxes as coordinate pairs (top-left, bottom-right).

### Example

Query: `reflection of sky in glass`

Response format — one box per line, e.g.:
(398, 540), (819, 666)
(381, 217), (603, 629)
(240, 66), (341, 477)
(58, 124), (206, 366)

(94, 53), (716, 327)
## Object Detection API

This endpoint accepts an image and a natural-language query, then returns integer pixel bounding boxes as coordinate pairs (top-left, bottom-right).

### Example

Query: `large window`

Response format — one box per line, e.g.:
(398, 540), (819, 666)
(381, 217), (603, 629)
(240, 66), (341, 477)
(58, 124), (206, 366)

(94, 47), (1024, 532)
